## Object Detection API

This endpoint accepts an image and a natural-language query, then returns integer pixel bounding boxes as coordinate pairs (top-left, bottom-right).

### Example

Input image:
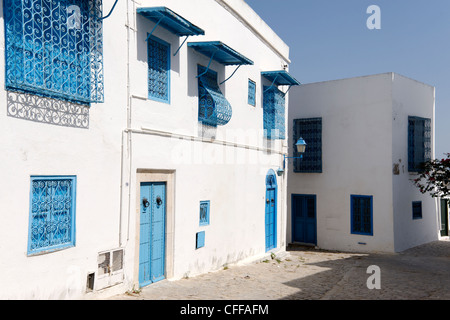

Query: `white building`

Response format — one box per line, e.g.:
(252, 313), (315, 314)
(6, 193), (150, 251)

(286, 73), (439, 253)
(0, 0), (299, 299)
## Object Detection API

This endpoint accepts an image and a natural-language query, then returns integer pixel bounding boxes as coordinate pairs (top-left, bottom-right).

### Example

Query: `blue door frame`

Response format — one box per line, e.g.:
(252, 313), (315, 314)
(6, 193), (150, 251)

(291, 194), (317, 245)
(265, 170), (278, 252)
(139, 182), (166, 287)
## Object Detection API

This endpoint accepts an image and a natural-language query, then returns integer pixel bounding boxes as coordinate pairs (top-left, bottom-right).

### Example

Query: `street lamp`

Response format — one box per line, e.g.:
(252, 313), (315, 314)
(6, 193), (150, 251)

(277, 138), (306, 176)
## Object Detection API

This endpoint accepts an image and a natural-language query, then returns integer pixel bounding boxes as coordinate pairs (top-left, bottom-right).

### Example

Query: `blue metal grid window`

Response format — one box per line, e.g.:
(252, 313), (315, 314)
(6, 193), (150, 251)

(248, 79), (256, 106)
(408, 116), (431, 172)
(4, 0), (104, 105)
(196, 231), (205, 249)
(293, 118), (322, 173)
(197, 65), (232, 127)
(351, 195), (373, 236)
(263, 86), (285, 140)
(199, 200), (210, 226)
(28, 176), (77, 255)
(412, 201), (423, 220)
(147, 35), (170, 103)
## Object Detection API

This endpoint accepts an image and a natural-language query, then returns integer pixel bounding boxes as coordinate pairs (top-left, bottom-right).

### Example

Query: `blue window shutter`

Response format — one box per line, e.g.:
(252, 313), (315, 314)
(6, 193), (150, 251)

(408, 116), (431, 172)
(147, 35), (170, 103)
(28, 176), (77, 255)
(263, 86), (285, 140)
(199, 201), (210, 226)
(196, 231), (205, 249)
(293, 118), (322, 173)
(351, 195), (373, 236)
(248, 79), (256, 106)
(4, 0), (104, 105)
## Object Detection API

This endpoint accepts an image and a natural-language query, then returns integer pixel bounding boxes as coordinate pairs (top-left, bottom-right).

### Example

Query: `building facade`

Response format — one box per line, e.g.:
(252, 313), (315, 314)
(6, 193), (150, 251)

(0, 0), (298, 298)
(287, 73), (439, 253)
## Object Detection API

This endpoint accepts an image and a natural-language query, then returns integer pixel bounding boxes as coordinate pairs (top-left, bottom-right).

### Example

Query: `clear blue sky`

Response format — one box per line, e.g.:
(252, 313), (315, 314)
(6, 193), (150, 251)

(245, 0), (449, 159)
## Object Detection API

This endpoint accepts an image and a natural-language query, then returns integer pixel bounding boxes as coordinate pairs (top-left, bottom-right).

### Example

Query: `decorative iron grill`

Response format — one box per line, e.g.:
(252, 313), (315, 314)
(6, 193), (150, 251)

(263, 86), (285, 140)
(28, 176), (76, 254)
(4, 0), (104, 105)
(408, 116), (431, 172)
(293, 118), (322, 173)
(198, 65), (232, 127)
(148, 36), (170, 103)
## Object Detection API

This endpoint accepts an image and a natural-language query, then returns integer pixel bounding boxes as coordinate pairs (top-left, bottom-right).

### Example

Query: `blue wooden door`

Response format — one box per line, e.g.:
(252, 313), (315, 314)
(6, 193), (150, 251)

(292, 195), (317, 245)
(139, 182), (166, 287)
(265, 170), (277, 252)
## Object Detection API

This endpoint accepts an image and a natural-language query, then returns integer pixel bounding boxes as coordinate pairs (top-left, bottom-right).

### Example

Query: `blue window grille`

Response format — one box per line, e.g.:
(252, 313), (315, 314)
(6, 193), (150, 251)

(408, 116), (431, 172)
(351, 195), (373, 236)
(28, 176), (77, 255)
(197, 65), (232, 127)
(4, 0), (104, 105)
(199, 200), (210, 226)
(293, 118), (322, 173)
(412, 201), (423, 219)
(196, 231), (205, 249)
(147, 35), (170, 103)
(263, 86), (285, 140)
(248, 79), (256, 106)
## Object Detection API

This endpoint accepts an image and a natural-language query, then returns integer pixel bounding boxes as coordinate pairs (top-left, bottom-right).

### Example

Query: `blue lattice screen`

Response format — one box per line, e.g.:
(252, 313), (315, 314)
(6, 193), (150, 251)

(263, 86), (285, 140)
(293, 118), (322, 173)
(198, 65), (232, 127)
(351, 195), (373, 236)
(28, 176), (76, 255)
(408, 116), (431, 172)
(148, 36), (170, 103)
(248, 79), (256, 106)
(4, 0), (104, 105)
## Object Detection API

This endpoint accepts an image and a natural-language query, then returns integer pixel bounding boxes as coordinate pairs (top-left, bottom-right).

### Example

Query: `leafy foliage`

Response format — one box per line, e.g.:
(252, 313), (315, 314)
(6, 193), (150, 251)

(412, 153), (450, 198)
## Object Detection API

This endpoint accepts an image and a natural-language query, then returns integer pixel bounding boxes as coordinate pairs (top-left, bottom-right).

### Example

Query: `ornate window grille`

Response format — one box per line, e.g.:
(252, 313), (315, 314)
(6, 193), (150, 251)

(28, 176), (77, 255)
(408, 116), (431, 172)
(197, 65), (232, 127)
(147, 35), (170, 103)
(4, 0), (104, 105)
(263, 86), (285, 140)
(351, 195), (373, 236)
(293, 118), (322, 173)
(248, 79), (256, 106)
(199, 200), (210, 226)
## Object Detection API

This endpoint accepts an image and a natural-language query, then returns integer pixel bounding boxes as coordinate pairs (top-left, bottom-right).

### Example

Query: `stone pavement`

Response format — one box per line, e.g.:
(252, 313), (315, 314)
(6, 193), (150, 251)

(110, 239), (450, 300)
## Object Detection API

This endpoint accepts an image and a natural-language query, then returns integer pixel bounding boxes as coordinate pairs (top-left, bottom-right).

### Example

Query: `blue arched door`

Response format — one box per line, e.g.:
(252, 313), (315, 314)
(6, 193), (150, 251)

(265, 170), (277, 251)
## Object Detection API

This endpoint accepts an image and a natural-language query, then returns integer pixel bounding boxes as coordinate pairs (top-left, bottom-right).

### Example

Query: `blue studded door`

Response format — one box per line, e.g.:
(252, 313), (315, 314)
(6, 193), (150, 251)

(265, 170), (277, 252)
(139, 182), (166, 287)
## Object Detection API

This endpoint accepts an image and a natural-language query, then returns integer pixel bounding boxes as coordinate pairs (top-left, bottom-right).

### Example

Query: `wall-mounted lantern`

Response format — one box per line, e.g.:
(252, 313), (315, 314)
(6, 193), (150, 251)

(277, 138), (307, 176)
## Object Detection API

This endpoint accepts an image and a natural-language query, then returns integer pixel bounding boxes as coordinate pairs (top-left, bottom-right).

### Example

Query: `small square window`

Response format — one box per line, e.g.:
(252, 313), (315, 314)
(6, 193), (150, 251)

(413, 201), (422, 219)
(196, 231), (205, 249)
(248, 79), (256, 106)
(199, 200), (210, 226)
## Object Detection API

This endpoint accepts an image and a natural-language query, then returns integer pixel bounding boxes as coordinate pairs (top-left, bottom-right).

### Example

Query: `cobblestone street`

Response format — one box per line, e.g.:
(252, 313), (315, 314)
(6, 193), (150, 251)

(109, 239), (450, 300)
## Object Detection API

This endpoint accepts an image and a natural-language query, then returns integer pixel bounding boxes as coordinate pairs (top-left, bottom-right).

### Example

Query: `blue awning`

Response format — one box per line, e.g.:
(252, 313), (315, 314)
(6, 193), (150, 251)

(261, 70), (301, 86)
(188, 41), (254, 66)
(137, 7), (205, 37)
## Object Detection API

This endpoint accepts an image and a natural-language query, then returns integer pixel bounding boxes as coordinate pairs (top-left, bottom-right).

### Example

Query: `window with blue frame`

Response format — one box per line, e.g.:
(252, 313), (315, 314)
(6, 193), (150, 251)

(4, 0), (104, 105)
(199, 200), (210, 226)
(28, 176), (77, 255)
(263, 86), (285, 140)
(412, 201), (422, 219)
(248, 79), (256, 106)
(351, 195), (373, 236)
(147, 35), (170, 103)
(408, 116), (431, 172)
(293, 118), (322, 173)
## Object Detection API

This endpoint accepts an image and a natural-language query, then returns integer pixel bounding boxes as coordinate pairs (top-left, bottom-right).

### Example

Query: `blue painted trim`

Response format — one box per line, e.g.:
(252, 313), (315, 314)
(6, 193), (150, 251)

(147, 34), (171, 104)
(27, 175), (77, 256)
(199, 200), (210, 226)
(350, 195), (373, 236)
(291, 194), (317, 245)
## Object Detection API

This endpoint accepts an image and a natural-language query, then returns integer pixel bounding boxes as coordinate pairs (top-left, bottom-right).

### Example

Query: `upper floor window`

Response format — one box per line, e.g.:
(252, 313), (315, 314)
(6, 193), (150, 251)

(263, 86), (285, 140)
(147, 35), (170, 103)
(408, 116), (431, 172)
(293, 118), (322, 173)
(351, 195), (373, 236)
(4, 0), (104, 105)
(28, 176), (77, 255)
(248, 79), (256, 106)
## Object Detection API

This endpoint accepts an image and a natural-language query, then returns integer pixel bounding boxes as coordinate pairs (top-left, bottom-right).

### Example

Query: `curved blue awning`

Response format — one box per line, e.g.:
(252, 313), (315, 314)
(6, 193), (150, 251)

(261, 70), (301, 86)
